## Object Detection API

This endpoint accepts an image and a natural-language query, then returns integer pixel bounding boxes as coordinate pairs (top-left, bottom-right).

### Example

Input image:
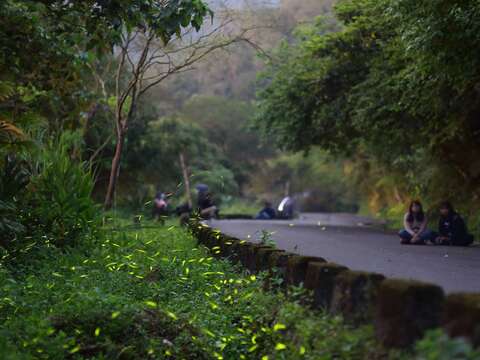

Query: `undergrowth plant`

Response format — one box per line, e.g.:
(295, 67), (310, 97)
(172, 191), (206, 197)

(1, 215), (475, 359)
(0, 218), (391, 360)
(414, 329), (480, 360)
(0, 155), (30, 245)
(259, 229), (276, 247)
(26, 136), (99, 247)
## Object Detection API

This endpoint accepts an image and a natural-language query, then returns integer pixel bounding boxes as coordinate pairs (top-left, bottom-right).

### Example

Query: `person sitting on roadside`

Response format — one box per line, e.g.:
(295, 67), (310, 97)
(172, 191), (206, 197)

(152, 192), (168, 224)
(277, 196), (295, 219)
(198, 191), (218, 220)
(398, 200), (434, 245)
(434, 201), (474, 246)
(255, 201), (276, 220)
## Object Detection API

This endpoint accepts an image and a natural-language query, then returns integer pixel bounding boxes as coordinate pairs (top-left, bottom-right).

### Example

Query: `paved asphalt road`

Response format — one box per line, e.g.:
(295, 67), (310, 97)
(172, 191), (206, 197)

(210, 213), (480, 293)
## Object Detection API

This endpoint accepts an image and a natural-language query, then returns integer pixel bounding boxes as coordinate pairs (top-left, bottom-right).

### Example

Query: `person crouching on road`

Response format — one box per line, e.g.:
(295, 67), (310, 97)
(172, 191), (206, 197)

(255, 201), (276, 220)
(399, 200), (434, 245)
(434, 201), (474, 246)
(198, 191), (218, 220)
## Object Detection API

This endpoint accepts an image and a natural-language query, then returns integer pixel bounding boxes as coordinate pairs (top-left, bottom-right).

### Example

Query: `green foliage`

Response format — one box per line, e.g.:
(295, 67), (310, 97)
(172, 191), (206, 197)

(260, 230), (276, 248)
(41, 0), (214, 46)
(0, 214), (471, 359)
(136, 115), (238, 198)
(194, 166), (238, 198)
(26, 138), (99, 247)
(267, 304), (377, 359)
(14, 133), (99, 246)
(251, 149), (358, 212)
(413, 329), (480, 360)
(0, 0), (212, 138)
(219, 198), (260, 216)
(0, 1), (90, 135)
(0, 135), (99, 252)
(120, 96), (270, 204)
(0, 155), (30, 201)
(0, 200), (25, 243)
(0, 155), (30, 243)
(254, 0), (480, 221)
(0, 217), (392, 359)
(181, 96), (272, 189)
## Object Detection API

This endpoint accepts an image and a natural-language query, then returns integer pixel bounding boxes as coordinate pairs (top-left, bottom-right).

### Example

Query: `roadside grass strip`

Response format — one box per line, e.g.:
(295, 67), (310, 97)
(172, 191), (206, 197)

(1, 218), (477, 359)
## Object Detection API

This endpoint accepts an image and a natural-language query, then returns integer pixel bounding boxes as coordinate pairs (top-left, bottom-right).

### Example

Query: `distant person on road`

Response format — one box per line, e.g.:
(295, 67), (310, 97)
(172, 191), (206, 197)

(399, 200), (434, 245)
(434, 201), (474, 246)
(277, 196), (295, 219)
(152, 192), (168, 224)
(255, 201), (276, 220)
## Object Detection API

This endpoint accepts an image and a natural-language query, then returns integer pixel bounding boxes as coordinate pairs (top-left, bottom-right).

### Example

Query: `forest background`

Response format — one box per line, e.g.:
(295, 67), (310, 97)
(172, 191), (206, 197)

(2, 0), (479, 235)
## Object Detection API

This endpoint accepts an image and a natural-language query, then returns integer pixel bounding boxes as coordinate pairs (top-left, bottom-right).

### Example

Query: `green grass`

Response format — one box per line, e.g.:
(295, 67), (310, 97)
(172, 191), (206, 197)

(220, 198), (259, 216)
(1, 216), (477, 359)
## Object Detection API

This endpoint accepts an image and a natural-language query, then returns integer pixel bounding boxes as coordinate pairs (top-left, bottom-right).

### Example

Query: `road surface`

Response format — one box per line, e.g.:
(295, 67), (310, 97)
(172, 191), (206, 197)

(211, 213), (480, 293)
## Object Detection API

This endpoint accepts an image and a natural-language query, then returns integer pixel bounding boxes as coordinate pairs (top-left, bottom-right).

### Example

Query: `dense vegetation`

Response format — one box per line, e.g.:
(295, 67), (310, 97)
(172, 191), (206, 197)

(2, 1), (480, 357)
(1, 218), (375, 359)
(0, 0), (354, 215)
(2, 217), (479, 359)
(0, 2), (380, 358)
(255, 0), (480, 226)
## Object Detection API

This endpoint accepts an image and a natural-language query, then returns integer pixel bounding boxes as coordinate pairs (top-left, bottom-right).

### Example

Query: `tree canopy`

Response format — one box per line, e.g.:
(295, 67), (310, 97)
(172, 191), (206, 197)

(0, 0), (212, 139)
(254, 0), (480, 216)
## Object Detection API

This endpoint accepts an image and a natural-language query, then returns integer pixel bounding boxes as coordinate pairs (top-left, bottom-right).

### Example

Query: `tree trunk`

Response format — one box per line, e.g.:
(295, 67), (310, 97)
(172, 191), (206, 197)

(393, 186), (403, 203)
(179, 152), (193, 209)
(104, 130), (125, 210)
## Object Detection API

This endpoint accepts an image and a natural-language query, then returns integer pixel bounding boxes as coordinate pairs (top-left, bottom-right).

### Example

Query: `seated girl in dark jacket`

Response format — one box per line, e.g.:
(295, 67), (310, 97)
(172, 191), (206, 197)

(435, 201), (474, 246)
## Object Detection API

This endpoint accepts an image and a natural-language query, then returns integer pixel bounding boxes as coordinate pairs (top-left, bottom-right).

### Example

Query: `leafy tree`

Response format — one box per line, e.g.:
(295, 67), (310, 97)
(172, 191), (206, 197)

(0, 1), (87, 140)
(254, 0), (480, 218)
(250, 148), (358, 212)
(81, 5), (259, 209)
(180, 96), (272, 192)
(139, 116), (238, 204)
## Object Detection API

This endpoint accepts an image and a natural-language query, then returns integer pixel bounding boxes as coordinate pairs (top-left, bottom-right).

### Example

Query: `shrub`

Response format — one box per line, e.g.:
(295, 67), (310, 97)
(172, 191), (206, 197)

(0, 155), (30, 246)
(26, 137), (99, 247)
(413, 329), (480, 360)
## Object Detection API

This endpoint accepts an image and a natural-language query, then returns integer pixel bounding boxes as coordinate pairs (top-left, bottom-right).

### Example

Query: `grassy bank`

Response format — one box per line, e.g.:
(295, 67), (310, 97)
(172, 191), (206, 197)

(219, 198), (259, 217)
(1, 217), (477, 359)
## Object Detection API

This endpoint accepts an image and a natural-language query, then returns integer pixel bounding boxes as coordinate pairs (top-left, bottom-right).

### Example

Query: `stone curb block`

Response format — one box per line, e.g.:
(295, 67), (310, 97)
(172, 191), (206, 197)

(195, 225), (213, 247)
(229, 241), (249, 264)
(375, 279), (444, 348)
(188, 221), (480, 349)
(247, 245), (279, 273)
(268, 251), (294, 269)
(255, 248), (285, 273)
(237, 242), (255, 268)
(191, 223), (208, 244)
(211, 233), (231, 257)
(285, 255), (326, 287)
(208, 230), (224, 251)
(304, 262), (348, 309)
(244, 244), (272, 272)
(219, 236), (240, 258)
(331, 270), (385, 324)
(266, 251), (295, 288)
(443, 293), (480, 347)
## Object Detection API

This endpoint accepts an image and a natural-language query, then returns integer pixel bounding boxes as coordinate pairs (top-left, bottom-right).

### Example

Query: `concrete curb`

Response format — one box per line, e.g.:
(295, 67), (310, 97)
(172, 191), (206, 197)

(188, 220), (479, 348)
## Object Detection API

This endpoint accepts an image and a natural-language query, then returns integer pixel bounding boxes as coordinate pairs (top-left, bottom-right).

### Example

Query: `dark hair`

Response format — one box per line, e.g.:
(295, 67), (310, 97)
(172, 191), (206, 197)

(439, 201), (455, 216)
(407, 200), (425, 223)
